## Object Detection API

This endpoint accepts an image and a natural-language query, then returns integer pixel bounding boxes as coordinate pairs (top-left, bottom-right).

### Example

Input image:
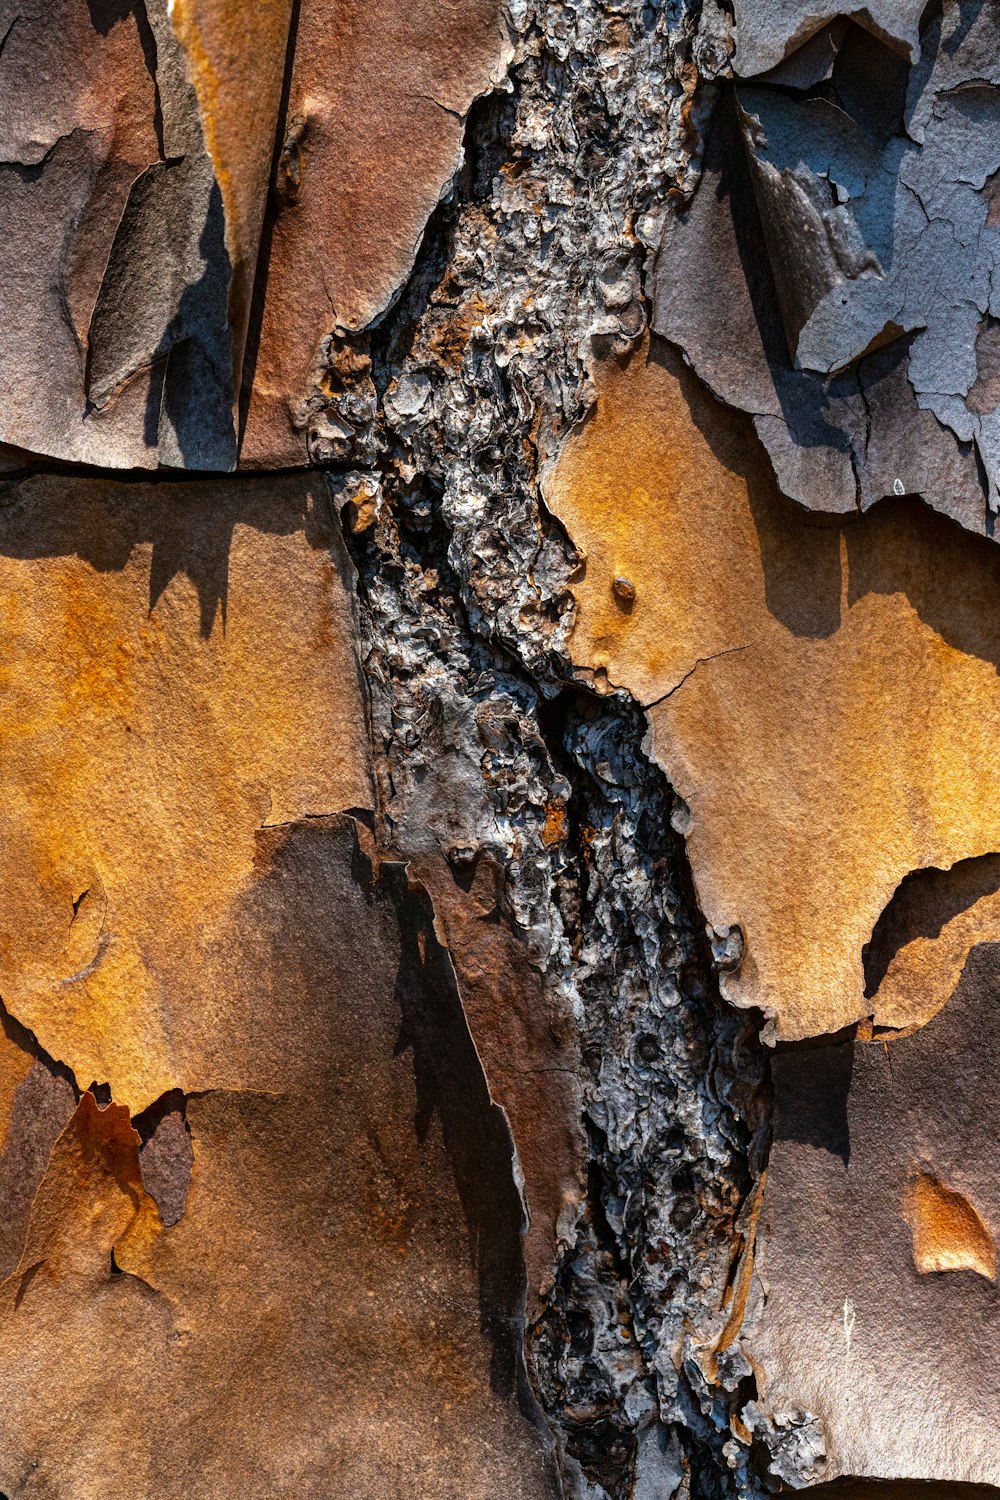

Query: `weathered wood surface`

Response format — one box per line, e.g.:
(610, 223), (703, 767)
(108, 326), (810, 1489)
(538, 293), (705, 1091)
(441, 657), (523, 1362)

(0, 2), (998, 1497)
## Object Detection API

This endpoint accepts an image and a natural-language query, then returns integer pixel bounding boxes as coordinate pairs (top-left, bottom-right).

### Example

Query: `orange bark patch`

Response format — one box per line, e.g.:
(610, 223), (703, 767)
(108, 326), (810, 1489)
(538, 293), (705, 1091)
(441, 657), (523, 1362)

(168, 0), (296, 357)
(904, 1173), (996, 1280)
(547, 338), (1000, 1041)
(0, 472), (371, 1111)
(540, 803), (568, 848)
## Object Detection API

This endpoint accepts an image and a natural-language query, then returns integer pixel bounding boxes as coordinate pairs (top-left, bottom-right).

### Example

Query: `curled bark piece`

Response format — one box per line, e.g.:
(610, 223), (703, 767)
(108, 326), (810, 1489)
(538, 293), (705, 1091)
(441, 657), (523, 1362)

(655, 3), (1000, 533)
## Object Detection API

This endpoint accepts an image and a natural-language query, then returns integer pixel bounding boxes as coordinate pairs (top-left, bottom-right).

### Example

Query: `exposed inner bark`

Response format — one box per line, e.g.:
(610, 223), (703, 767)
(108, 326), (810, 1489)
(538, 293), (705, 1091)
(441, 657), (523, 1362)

(0, 0), (993, 1497)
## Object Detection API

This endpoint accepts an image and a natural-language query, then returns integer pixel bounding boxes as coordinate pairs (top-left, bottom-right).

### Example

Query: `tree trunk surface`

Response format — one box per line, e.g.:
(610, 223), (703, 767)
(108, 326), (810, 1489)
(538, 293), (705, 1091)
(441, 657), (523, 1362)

(0, 2), (993, 1497)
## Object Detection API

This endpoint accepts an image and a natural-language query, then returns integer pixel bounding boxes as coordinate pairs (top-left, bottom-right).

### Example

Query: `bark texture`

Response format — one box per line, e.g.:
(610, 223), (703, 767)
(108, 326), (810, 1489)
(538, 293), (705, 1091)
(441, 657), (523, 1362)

(0, 1), (995, 1498)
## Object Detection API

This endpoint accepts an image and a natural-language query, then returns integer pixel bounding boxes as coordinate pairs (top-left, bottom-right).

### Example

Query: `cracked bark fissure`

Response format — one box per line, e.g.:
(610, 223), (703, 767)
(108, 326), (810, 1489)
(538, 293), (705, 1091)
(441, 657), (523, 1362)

(0, 0), (997, 1497)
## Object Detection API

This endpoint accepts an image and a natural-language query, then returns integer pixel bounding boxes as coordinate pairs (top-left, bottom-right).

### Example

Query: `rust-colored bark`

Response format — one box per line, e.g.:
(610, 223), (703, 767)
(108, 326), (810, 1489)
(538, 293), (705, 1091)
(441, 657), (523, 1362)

(2, 1), (998, 1495)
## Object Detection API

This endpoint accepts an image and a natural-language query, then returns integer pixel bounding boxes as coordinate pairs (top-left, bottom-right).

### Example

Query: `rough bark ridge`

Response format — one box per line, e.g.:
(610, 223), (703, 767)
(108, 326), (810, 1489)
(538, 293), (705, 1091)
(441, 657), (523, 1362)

(336, 5), (769, 1492)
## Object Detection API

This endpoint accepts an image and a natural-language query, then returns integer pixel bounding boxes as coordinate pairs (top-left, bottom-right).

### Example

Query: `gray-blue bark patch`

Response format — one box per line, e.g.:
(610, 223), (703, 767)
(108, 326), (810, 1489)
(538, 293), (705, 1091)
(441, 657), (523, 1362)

(655, 0), (1000, 534)
(731, 0), (924, 79)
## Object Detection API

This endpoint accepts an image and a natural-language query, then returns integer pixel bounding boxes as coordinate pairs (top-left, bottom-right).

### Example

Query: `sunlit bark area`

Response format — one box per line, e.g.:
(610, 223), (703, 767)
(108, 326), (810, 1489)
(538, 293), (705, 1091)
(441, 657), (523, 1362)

(0, 2), (995, 1497)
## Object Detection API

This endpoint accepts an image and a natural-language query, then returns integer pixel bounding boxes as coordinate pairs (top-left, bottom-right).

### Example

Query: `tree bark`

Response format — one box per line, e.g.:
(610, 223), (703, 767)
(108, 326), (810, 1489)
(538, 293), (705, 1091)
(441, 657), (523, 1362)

(0, 1), (992, 1498)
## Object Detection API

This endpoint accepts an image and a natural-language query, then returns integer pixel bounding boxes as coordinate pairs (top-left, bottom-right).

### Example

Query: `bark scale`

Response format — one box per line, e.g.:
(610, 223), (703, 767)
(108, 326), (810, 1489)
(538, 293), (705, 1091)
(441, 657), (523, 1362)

(0, 2), (990, 1498)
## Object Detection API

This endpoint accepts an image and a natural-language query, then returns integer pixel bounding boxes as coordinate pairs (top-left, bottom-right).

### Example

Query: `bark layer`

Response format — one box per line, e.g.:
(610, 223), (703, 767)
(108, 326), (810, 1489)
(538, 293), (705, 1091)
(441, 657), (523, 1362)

(0, 2), (993, 1498)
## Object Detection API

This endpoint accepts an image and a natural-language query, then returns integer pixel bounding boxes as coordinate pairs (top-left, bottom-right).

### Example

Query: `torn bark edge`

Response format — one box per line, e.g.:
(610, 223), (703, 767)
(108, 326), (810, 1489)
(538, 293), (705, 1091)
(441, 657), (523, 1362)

(373, 838), (563, 1455)
(0, 808), (559, 1477)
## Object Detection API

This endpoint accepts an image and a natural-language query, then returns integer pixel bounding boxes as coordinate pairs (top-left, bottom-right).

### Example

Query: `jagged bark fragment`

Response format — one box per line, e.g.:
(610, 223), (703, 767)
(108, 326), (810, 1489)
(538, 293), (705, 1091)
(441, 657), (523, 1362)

(240, 0), (508, 466)
(0, 823), (557, 1499)
(731, 0), (924, 77)
(404, 849), (586, 1309)
(0, 0), (295, 469)
(905, 1173), (996, 1280)
(546, 338), (1000, 1041)
(656, 2), (1000, 530)
(0, 470), (371, 1108)
(864, 854), (1000, 1035)
(743, 943), (1000, 1486)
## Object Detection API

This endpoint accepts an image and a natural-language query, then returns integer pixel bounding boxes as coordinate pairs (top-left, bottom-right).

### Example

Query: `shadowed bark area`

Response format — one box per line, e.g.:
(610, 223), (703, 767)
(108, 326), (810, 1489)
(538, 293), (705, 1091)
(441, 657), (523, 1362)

(0, 818), (559, 1498)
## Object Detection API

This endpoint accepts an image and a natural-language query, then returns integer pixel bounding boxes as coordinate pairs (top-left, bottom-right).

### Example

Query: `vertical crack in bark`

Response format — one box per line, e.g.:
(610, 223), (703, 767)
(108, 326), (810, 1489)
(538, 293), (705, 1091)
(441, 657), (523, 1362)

(333, 5), (772, 1491)
(0, 0), (777, 1490)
